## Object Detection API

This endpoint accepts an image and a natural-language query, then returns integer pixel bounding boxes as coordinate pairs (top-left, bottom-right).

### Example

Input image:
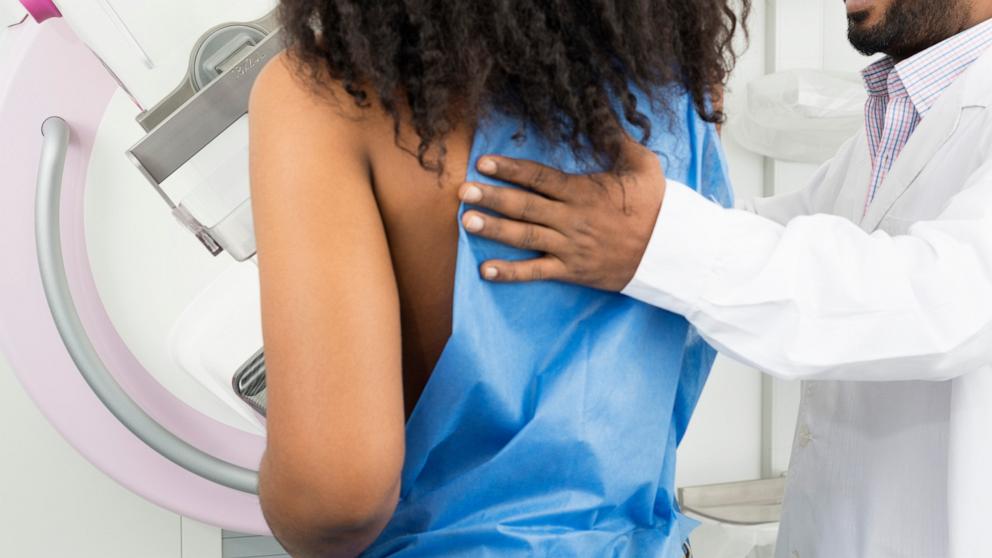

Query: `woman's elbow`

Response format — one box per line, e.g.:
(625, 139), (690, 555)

(258, 450), (401, 557)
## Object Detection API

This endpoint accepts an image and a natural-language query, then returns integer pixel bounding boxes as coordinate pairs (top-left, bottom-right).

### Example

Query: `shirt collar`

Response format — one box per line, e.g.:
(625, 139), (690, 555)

(861, 17), (992, 116)
(862, 57), (897, 97)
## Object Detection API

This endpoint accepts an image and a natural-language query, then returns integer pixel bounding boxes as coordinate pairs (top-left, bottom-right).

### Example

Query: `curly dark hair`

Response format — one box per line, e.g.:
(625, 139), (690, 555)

(278, 0), (750, 173)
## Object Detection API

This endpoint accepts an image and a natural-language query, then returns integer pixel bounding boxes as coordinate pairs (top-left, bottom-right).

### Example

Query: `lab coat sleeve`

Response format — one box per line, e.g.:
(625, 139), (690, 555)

(621, 167), (992, 382)
(735, 160), (832, 224)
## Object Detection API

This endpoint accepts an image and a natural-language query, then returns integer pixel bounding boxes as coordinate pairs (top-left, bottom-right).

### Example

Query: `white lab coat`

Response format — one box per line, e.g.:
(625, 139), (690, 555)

(623, 46), (992, 557)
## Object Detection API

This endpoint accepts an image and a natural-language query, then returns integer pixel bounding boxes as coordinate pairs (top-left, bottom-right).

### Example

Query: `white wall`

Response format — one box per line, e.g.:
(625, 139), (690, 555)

(0, 0), (25, 26)
(676, 0), (768, 489)
(0, 352), (220, 557)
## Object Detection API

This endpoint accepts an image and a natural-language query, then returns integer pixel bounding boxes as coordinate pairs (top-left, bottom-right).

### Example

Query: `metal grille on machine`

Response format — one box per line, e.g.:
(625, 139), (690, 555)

(233, 349), (267, 417)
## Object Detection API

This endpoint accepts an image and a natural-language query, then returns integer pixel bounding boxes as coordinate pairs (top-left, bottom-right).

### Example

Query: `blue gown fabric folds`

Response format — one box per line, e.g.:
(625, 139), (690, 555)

(363, 87), (734, 557)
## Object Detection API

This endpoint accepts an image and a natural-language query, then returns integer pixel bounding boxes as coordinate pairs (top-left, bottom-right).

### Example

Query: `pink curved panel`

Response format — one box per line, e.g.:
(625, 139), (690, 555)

(0, 19), (269, 534)
(19, 0), (61, 23)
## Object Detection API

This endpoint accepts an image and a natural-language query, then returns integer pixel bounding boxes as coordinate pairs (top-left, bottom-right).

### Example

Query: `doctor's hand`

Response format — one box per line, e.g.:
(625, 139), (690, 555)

(458, 140), (666, 292)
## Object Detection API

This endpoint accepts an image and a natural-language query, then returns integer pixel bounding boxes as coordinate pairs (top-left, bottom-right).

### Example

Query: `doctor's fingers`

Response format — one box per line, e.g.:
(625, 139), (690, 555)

(458, 182), (563, 230)
(478, 256), (569, 284)
(475, 156), (575, 201)
(475, 137), (663, 199)
(462, 211), (569, 254)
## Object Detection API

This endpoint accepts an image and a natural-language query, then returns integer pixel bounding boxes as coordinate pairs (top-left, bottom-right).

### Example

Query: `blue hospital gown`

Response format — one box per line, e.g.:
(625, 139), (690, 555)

(363, 86), (734, 557)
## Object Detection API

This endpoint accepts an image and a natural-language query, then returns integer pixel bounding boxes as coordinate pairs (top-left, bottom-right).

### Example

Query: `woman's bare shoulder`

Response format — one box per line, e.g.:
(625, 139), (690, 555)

(250, 50), (381, 142)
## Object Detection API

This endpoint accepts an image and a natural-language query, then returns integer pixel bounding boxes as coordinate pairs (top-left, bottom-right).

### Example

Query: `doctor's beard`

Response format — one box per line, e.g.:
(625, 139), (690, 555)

(848, 0), (970, 59)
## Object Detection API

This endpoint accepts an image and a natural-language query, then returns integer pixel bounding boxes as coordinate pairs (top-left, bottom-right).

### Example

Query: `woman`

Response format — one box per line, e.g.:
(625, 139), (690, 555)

(248, 1), (746, 556)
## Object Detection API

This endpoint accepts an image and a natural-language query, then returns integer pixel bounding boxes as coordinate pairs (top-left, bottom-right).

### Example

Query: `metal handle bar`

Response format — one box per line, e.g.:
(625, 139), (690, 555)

(35, 116), (259, 494)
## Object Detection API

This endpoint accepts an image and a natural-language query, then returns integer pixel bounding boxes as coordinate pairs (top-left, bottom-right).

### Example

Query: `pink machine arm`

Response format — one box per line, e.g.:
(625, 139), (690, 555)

(19, 0), (61, 23)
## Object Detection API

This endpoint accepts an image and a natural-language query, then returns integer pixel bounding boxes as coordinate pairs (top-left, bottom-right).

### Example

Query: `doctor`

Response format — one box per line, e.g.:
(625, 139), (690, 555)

(455, 0), (992, 557)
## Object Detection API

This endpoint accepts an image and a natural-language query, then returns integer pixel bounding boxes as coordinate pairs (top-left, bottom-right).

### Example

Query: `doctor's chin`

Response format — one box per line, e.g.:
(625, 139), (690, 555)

(2, 1), (990, 557)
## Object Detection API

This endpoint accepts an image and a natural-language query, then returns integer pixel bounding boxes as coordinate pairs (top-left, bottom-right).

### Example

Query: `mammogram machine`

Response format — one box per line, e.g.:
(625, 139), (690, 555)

(1, 0), (281, 533)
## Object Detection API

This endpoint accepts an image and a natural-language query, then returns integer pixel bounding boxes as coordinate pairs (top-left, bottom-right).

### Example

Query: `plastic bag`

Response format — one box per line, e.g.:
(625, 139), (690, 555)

(727, 69), (867, 164)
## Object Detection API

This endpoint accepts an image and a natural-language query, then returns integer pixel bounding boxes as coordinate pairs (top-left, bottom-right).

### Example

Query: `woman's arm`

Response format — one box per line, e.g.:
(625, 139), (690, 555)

(249, 54), (405, 557)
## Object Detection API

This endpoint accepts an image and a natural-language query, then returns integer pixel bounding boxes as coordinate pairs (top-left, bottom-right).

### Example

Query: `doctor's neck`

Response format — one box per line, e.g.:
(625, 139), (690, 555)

(846, 0), (992, 60)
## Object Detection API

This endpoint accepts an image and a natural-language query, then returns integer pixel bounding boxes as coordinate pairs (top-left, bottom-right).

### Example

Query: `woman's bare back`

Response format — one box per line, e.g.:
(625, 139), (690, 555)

(363, 116), (473, 417)
(250, 54), (478, 553)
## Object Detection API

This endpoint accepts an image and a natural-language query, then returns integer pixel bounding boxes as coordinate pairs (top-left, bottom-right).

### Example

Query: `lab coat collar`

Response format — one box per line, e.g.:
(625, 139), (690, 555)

(860, 45), (992, 231)
(961, 39), (992, 109)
